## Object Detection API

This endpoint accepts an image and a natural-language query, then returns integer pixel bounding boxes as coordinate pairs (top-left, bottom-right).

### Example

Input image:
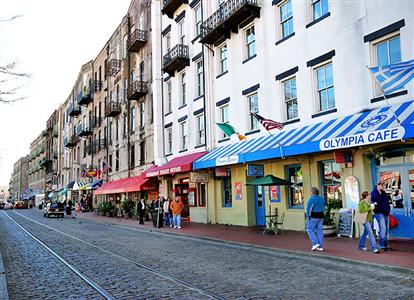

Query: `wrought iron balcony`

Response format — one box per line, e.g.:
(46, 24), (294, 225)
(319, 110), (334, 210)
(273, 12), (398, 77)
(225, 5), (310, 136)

(68, 104), (82, 117)
(90, 116), (101, 129)
(76, 124), (92, 137)
(94, 81), (103, 93)
(77, 85), (93, 106)
(127, 29), (147, 52)
(104, 102), (122, 117)
(161, 0), (188, 19)
(162, 44), (190, 76)
(200, 0), (261, 45)
(39, 157), (52, 168)
(105, 59), (122, 77)
(127, 80), (148, 100)
(63, 134), (79, 148)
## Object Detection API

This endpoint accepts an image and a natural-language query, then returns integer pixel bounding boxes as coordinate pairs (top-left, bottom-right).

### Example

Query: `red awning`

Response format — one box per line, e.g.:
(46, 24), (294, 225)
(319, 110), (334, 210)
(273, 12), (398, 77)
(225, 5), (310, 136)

(94, 166), (158, 195)
(145, 151), (207, 178)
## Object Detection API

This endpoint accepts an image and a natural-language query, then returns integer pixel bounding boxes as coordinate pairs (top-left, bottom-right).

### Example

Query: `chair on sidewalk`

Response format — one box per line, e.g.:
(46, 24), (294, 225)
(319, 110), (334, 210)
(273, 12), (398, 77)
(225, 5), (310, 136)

(275, 212), (285, 235)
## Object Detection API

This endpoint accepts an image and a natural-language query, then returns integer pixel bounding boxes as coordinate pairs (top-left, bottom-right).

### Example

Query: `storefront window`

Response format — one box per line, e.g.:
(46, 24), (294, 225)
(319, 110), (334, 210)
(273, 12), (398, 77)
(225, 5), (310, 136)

(222, 169), (232, 208)
(320, 160), (342, 205)
(285, 164), (304, 208)
(376, 149), (414, 166)
(197, 183), (206, 207)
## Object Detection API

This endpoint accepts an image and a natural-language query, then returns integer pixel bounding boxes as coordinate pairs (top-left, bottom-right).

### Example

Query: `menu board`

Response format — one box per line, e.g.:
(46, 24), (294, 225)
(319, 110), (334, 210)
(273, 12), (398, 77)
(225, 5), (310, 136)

(338, 208), (353, 237)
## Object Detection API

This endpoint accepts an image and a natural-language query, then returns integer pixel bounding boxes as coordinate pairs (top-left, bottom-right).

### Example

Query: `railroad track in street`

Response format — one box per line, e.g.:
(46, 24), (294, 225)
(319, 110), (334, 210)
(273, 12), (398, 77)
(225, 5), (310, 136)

(6, 210), (225, 300)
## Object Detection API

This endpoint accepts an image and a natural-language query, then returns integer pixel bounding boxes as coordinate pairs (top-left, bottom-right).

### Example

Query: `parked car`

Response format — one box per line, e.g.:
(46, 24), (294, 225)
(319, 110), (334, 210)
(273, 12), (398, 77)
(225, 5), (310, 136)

(43, 201), (64, 218)
(0, 201), (13, 210)
(14, 201), (28, 209)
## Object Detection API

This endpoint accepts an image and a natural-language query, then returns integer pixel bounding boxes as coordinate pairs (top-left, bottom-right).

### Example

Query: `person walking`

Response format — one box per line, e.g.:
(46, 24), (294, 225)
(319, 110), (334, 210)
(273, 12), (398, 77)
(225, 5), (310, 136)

(306, 187), (325, 251)
(357, 191), (380, 253)
(371, 182), (392, 251)
(170, 196), (184, 229)
(137, 198), (146, 225)
(163, 198), (170, 226)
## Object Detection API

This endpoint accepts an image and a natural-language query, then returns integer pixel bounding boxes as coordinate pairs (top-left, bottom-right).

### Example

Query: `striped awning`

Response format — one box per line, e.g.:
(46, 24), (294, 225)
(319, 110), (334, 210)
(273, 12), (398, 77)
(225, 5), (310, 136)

(72, 181), (88, 191)
(194, 100), (414, 169)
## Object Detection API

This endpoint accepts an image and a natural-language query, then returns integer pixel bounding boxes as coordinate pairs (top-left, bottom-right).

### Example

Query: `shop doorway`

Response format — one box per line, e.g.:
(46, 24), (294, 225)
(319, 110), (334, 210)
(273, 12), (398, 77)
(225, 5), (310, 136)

(255, 186), (266, 226)
(376, 164), (414, 239)
(175, 183), (189, 218)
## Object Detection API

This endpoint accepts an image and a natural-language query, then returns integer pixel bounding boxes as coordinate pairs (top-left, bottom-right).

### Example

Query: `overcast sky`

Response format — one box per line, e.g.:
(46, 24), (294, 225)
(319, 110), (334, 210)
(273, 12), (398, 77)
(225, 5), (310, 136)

(0, 0), (130, 186)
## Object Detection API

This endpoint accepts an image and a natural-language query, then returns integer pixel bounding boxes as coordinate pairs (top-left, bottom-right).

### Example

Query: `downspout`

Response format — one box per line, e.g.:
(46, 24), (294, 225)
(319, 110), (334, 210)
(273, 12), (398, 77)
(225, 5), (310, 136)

(106, 45), (110, 184)
(127, 15), (131, 178)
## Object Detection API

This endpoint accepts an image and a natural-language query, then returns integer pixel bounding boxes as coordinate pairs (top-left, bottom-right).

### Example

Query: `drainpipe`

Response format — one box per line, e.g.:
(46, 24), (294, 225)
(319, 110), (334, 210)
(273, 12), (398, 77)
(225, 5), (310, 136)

(127, 15), (131, 178)
(106, 45), (110, 184)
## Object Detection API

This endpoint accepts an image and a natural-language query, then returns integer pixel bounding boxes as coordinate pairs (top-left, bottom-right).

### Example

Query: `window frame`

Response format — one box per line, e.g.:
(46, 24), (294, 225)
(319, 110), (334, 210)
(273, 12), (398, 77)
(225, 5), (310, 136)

(312, 0), (329, 21)
(319, 160), (342, 205)
(218, 104), (229, 139)
(247, 92), (259, 131)
(130, 107), (136, 133)
(279, 0), (294, 39)
(282, 76), (298, 121)
(166, 80), (172, 113)
(313, 61), (335, 113)
(285, 164), (304, 209)
(166, 128), (172, 155)
(219, 44), (228, 74)
(196, 113), (205, 146)
(180, 72), (186, 106)
(195, 5), (202, 37)
(245, 25), (256, 60)
(179, 21), (185, 45)
(196, 60), (204, 97)
(179, 121), (187, 151)
(140, 101), (145, 129)
(221, 170), (232, 208)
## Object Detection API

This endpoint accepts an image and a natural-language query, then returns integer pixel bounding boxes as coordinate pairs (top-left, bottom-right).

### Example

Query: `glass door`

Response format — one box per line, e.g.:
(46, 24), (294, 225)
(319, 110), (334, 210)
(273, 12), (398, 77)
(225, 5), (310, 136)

(255, 186), (266, 226)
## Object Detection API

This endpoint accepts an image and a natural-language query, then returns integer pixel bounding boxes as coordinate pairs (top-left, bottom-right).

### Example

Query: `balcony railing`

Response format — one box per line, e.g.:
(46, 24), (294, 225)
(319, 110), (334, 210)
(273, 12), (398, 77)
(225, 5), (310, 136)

(161, 0), (188, 19)
(127, 80), (148, 100)
(39, 157), (51, 168)
(127, 29), (147, 52)
(104, 102), (122, 117)
(76, 124), (92, 137)
(63, 134), (79, 148)
(90, 116), (101, 129)
(162, 44), (190, 76)
(77, 85), (94, 106)
(68, 104), (82, 117)
(94, 81), (103, 93)
(105, 59), (122, 77)
(200, 0), (261, 45)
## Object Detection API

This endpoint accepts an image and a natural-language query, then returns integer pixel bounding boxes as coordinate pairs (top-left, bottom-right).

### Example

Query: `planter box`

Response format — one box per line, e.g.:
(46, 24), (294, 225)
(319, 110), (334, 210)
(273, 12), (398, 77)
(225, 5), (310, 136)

(323, 224), (337, 236)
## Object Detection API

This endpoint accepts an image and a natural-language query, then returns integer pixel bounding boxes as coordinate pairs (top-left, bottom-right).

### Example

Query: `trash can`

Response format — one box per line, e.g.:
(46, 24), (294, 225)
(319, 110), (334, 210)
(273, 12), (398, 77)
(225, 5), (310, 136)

(151, 209), (163, 228)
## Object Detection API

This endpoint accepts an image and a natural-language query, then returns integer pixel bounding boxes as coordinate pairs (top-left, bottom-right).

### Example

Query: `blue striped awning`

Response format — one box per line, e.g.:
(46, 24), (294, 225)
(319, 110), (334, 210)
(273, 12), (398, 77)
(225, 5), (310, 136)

(194, 100), (414, 169)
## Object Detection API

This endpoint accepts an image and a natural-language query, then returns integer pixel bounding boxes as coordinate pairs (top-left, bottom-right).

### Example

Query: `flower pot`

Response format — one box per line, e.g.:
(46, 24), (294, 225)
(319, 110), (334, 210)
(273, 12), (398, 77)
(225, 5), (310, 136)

(323, 224), (337, 236)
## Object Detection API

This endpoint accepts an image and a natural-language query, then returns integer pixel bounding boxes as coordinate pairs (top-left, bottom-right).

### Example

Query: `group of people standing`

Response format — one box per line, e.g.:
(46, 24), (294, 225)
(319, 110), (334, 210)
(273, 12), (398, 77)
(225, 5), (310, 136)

(136, 195), (184, 229)
(305, 182), (393, 253)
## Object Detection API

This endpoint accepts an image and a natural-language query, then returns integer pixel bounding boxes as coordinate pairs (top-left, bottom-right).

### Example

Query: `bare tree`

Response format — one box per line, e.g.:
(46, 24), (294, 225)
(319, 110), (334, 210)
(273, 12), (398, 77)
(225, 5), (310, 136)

(0, 15), (30, 104)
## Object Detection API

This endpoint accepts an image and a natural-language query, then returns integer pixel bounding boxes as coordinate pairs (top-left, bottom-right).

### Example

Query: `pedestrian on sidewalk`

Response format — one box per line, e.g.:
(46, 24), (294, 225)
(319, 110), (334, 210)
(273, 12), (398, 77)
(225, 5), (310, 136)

(356, 191), (380, 253)
(163, 197), (170, 226)
(371, 182), (392, 251)
(170, 196), (184, 229)
(137, 198), (146, 225)
(306, 187), (325, 251)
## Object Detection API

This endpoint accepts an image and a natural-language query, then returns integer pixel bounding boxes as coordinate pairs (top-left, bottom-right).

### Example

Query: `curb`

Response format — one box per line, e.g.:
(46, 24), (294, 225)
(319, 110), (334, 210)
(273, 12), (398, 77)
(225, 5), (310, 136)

(0, 250), (9, 300)
(79, 215), (414, 276)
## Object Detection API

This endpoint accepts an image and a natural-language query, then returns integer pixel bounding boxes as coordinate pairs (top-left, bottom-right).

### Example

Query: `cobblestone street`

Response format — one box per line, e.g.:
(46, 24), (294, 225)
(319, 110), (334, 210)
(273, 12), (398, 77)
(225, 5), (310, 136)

(1, 209), (414, 300)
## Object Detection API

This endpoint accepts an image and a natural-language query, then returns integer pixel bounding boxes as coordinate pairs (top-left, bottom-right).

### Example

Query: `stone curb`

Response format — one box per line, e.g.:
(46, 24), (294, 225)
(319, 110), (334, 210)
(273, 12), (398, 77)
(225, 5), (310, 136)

(79, 216), (414, 276)
(0, 249), (9, 300)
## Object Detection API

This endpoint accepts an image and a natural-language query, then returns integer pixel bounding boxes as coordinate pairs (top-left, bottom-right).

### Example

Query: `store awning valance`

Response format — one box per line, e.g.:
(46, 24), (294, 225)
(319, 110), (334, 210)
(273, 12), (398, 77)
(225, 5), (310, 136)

(88, 180), (103, 190)
(145, 151), (207, 177)
(194, 100), (414, 169)
(73, 181), (88, 191)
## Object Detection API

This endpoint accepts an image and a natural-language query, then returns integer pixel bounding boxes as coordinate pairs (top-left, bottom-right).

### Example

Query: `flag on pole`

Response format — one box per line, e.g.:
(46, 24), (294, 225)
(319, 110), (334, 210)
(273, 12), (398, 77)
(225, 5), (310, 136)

(216, 123), (246, 141)
(369, 59), (414, 95)
(250, 112), (284, 131)
(101, 160), (112, 174)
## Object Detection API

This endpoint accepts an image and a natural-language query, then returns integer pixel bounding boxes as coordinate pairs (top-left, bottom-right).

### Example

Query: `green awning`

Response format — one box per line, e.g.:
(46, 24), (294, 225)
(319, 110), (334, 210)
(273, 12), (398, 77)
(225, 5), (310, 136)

(246, 175), (293, 186)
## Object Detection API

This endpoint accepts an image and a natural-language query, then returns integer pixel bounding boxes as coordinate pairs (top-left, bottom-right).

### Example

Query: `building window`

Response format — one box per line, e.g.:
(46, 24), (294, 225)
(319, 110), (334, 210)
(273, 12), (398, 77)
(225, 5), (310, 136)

(247, 93), (259, 131)
(83, 140), (87, 158)
(280, 0), (293, 38)
(320, 160), (342, 205)
(285, 164), (304, 208)
(219, 44), (228, 74)
(140, 141), (145, 165)
(375, 35), (401, 67)
(165, 34), (171, 52)
(139, 61), (144, 81)
(181, 72), (186, 106)
(123, 79), (127, 102)
(122, 114), (127, 137)
(140, 102), (145, 128)
(115, 119), (119, 141)
(245, 25), (256, 59)
(196, 113), (205, 146)
(130, 107), (136, 133)
(179, 21), (185, 44)
(283, 77), (298, 120)
(197, 183), (206, 207)
(109, 155), (113, 172)
(166, 128), (172, 154)
(315, 62), (335, 112)
(115, 150), (119, 171)
(123, 34), (127, 59)
(180, 121), (187, 150)
(109, 121), (112, 144)
(312, 0), (328, 21)
(222, 170), (232, 207)
(195, 6), (202, 37)
(219, 105), (229, 139)
(166, 81), (172, 113)
(196, 60), (204, 97)
(130, 145), (135, 168)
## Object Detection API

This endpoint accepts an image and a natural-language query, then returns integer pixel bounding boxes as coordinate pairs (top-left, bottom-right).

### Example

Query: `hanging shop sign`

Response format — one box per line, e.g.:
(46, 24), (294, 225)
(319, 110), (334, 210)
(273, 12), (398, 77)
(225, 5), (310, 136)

(235, 182), (242, 200)
(320, 127), (404, 151)
(190, 172), (209, 183)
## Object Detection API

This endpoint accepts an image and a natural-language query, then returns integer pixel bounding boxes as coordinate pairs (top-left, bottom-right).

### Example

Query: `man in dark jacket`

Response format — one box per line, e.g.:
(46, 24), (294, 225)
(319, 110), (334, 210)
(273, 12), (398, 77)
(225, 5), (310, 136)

(371, 182), (391, 250)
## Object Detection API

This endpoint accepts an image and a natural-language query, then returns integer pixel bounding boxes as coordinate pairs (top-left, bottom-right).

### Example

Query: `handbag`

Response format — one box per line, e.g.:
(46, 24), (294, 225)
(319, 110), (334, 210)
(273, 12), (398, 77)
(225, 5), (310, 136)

(354, 200), (368, 224)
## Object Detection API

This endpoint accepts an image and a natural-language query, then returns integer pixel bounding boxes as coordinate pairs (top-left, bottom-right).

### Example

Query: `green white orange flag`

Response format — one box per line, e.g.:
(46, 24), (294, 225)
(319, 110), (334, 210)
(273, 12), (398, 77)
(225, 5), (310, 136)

(216, 123), (246, 141)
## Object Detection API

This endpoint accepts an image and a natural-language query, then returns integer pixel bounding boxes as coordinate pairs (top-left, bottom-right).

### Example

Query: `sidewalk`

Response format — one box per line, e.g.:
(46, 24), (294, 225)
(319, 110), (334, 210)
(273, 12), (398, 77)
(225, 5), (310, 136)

(77, 212), (414, 270)
(0, 249), (9, 300)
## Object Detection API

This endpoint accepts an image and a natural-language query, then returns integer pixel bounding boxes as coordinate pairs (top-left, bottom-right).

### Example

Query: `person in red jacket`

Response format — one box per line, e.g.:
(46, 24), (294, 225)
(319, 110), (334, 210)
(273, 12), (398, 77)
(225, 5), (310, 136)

(170, 196), (184, 229)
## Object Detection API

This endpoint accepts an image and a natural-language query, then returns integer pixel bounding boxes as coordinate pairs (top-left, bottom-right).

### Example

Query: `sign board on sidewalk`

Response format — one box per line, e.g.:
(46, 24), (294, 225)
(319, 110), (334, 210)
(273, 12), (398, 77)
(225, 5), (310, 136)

(338, 208), (353, 238)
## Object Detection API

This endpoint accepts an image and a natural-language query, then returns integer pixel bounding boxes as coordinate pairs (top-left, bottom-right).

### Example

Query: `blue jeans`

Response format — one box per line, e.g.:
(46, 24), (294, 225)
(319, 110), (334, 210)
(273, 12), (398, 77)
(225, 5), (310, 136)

(359, 221), (378, 251)
(374, 213), (389, 248)
(164, 213), (170, 225)
(173, 214), (181, 228)
(307, 218), (324, 248)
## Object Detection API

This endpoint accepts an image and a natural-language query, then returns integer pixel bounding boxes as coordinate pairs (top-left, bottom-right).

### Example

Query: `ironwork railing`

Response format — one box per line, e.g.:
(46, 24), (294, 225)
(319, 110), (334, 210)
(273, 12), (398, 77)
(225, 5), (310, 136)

(105, 59), (122, 77)
(200, 0), (259, 39)
(127, 80), (148, 99)
(105, 102), (122, 116)
(163, 44), (189, 67)
(127, 29), (147, 50)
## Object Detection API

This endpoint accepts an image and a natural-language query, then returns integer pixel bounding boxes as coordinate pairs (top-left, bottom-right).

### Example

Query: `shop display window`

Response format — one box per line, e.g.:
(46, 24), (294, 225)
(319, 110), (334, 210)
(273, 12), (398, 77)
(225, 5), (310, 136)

(320, 160), (342, 205)
(222, 169), (232, 208)
(285, 164), (304, 208)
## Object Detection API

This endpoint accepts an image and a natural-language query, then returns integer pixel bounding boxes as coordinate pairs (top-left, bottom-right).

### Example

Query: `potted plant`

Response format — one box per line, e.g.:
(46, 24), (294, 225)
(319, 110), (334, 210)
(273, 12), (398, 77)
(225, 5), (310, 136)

(122, 199), (135, 219)
(323, 199), (342, 236)
(98, 202), (106, 216)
